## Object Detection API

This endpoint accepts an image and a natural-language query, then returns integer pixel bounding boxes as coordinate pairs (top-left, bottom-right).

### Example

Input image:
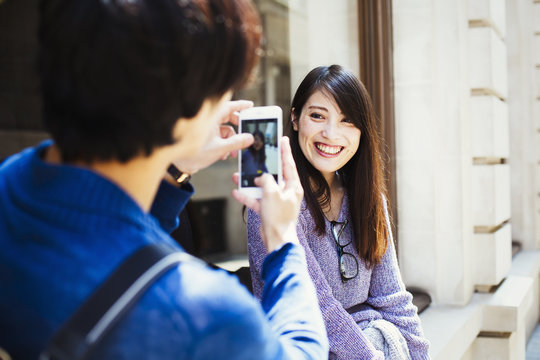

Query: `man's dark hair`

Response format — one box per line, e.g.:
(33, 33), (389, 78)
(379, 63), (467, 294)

(38, 0), (262, 163)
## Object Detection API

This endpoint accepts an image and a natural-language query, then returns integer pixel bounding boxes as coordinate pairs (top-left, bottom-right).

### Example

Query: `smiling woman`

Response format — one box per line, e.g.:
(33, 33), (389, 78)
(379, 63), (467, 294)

(247, 65), (430, 359)
(292, 90), (361, 187)
(287, 65), (389, 260)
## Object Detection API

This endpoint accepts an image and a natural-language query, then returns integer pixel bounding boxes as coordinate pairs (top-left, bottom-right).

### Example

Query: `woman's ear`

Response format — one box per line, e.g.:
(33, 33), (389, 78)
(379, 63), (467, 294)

(291, 108), (299, 131)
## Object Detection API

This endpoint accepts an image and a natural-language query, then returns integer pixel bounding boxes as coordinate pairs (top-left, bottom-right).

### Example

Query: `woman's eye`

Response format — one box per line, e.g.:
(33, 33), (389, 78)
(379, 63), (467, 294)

(309, 112), (324, 120)
(342, 118), (353, 124)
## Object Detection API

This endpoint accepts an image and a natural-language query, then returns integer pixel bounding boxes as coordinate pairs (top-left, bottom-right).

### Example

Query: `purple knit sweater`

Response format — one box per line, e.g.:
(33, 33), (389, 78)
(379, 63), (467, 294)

(247, 195), (430, 359)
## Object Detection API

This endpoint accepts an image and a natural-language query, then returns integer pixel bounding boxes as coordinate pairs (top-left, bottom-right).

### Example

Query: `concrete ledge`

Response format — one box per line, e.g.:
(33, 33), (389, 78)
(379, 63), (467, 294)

(421, 252), (540, 359)
(481, 276), (533, 332)
(421, 302), (482, 360)
(466, 323), (526, 360)
(508, 250), (540, 339)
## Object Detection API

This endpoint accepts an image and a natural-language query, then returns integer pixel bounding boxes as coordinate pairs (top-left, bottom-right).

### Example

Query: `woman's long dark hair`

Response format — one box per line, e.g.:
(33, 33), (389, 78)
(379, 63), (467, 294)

(288, 65), (389, 267)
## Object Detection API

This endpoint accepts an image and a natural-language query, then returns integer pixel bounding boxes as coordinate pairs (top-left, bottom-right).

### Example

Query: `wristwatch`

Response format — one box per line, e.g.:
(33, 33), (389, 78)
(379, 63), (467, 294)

(167, 164), (191, 186)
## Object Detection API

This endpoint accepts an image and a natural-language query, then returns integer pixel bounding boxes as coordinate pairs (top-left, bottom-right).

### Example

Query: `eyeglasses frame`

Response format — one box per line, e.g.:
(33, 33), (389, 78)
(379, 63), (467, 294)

(330, 219), (359, 282)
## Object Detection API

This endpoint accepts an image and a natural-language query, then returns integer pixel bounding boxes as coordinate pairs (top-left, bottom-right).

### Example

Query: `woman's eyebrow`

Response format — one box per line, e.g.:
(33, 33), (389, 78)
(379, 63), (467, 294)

(307, 105), (328, 112)
(307, 105), (344, 116)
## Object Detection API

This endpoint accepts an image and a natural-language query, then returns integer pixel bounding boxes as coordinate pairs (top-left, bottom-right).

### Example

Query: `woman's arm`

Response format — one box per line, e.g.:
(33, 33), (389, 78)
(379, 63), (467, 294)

(247, 209), (384, 360)
(365, 200), (430, 359)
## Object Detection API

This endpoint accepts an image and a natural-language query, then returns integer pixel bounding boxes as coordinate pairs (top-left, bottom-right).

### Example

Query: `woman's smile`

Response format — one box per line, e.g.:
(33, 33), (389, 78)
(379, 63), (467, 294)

(314, 142), (344, 157)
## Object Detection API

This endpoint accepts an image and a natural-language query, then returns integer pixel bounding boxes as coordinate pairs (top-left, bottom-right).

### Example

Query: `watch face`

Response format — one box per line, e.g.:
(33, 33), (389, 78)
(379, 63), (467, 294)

(167, 165), (190, 185)
(176, 173), (191, 184)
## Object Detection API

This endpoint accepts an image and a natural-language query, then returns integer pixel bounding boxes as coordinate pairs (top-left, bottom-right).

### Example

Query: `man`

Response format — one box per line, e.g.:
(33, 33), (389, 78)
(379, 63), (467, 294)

(0, 0), (328, 359)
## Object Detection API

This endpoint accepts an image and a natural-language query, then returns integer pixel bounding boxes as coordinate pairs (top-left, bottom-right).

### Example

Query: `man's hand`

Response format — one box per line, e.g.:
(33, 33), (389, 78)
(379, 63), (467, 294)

(232, 137), (304, 253)
(174, 100), (255, 174)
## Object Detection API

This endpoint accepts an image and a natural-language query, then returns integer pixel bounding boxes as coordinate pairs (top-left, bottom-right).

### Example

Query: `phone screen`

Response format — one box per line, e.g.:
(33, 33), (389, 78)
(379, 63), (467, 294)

(240, 118), (279, 188)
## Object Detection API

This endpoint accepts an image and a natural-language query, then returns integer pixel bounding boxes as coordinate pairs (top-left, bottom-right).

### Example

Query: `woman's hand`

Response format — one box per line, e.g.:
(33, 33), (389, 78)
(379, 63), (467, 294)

(233, 136), (304, 253)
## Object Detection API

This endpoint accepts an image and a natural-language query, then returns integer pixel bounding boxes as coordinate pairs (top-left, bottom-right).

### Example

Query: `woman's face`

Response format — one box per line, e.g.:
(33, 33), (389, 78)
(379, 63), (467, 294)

(293, 90), (361, 180)
(253, 133), (264, 151)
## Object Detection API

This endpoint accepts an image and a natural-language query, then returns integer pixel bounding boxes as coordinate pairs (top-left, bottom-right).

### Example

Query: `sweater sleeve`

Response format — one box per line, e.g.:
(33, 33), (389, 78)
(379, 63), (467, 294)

(149, 180), (193, 234)
(191, 243), (329, 360)
(247, 209), (384, 360)
(364, 201), (430, 359)
(259, 243), (329, 359)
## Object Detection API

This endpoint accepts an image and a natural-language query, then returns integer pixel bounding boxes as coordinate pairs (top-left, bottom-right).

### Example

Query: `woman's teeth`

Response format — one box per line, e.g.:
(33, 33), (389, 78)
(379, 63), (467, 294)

(316, 143), (343, 155)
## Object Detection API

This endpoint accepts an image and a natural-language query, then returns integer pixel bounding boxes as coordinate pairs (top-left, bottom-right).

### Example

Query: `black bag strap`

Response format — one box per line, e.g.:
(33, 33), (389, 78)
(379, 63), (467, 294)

(40, 243), (199, 360)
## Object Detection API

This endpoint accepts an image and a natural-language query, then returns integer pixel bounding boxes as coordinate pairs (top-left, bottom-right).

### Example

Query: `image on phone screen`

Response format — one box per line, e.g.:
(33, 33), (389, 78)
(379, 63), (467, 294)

(240, 118), (278, 187)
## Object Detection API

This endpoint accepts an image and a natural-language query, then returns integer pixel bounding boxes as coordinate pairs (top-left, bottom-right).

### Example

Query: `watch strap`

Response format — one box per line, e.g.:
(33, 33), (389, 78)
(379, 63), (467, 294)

(167, 164), (191, 185)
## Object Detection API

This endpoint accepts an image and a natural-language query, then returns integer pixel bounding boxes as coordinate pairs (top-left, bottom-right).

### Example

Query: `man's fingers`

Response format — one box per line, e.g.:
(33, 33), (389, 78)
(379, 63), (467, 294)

(232, 172), (240, 186)
(232, 189), (261, 214)
(255, 173), (280, 195)
(219, 125), (236, 139)
(228, 100), (254, 113)
(280, 136), (301, 187)
(220, 133), (254, 155)
(219, 126), (237, 160)
(232, 173), (261, 213)
(222, 100), (254, 125)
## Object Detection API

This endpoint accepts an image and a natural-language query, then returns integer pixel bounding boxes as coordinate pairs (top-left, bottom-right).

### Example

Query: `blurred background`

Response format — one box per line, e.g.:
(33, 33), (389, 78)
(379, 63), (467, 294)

(1, 0), (540, 358)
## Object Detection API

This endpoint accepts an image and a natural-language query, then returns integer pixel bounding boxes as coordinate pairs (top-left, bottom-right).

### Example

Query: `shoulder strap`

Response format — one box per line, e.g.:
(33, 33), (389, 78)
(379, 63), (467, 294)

(40, 243), (198, 360)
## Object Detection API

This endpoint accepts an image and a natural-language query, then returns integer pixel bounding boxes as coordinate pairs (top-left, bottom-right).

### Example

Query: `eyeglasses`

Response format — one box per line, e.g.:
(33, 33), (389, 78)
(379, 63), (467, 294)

(330, 220), (359, 282)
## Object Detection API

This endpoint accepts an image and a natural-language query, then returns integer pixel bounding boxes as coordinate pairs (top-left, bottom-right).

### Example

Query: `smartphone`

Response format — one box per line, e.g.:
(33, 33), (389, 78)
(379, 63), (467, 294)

(238, 106), (282, 198)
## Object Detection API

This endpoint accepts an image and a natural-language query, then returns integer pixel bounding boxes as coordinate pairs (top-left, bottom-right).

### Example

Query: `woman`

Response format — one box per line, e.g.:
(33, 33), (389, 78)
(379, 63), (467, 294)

(241, 130), (268, 186)
(247, 65), (430, 359)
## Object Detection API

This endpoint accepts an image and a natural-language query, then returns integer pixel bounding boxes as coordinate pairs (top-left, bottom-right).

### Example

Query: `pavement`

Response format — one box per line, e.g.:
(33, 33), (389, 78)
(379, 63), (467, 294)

(527, 322), (540, 359)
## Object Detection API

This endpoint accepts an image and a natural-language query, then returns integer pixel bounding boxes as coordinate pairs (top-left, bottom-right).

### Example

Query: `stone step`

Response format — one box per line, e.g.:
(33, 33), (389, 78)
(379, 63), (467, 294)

(421, 259), (537, 359)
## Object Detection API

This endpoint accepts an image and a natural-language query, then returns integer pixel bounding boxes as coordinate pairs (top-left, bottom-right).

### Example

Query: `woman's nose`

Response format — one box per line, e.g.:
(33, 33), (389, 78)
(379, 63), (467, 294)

(322, 121), (338, 139)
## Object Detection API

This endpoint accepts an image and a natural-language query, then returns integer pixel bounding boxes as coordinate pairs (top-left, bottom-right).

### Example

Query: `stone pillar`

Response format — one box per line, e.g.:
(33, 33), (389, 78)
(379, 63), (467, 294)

(392, 0), (473, 305)
(468, 0), (512, 290)
(507, 0), (540, 250)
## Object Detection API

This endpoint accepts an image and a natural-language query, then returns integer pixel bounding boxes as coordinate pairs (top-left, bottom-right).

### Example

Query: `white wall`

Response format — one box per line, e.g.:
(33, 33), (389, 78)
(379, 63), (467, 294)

(288, 0), (359, 93)
(392, 0), (539, 305)
(394, 0), (540, 357)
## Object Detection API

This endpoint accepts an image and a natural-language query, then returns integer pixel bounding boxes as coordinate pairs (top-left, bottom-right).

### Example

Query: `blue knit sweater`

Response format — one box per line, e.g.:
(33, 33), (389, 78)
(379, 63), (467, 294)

(0, 141), (328, 359)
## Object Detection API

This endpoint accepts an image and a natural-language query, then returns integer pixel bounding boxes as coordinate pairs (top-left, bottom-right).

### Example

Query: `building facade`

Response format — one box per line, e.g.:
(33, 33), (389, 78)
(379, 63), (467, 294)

(393, 0), (540, 358)
(1, 0), (539, 358)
